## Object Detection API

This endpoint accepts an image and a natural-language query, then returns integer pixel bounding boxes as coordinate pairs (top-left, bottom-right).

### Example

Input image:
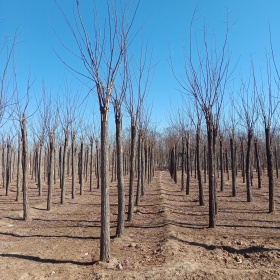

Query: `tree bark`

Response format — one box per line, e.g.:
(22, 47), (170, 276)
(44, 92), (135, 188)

(115, 114), (125, 237)
(196, 125), (204, 206)
(265, 127), (274, 213)
(207, 118), (216, 228)
(100, 107), (110, 262)
(16, 135), (21, 202)
(246, 129), (253, 202)
(71, 133), (76, 199)
(219, 138), (224, 192)
(61, 133), (69, 204)
(47, 133), (54, 211)
(230, 137), (236, 197)
(89, 137), (93, 192)
(186, 135), (190, 195)
(79, 138), (84, 195)
(181, 136), (185, 191)
(136, 132), (142, 205)
(21, 114), (29, 220)
(127, 124), (137, 222)
(253, 139), (261, 189)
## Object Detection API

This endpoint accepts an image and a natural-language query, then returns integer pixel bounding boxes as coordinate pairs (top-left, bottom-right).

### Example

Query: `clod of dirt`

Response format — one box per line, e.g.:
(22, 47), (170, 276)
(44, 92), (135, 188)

(128, 243), (137, 248)
(234, 255), (243, 263)
(116, 263), (123, 270)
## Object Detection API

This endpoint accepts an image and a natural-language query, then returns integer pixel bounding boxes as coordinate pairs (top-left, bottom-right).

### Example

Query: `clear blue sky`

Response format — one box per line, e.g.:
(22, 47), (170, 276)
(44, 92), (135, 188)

(1, 0), (280, 132)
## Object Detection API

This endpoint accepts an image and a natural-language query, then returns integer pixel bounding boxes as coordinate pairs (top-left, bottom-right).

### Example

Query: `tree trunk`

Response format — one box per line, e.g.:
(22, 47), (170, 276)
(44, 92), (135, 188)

(181, 136), (185, 191)
(207, 118), (216, 228)
(254, 140), (262, 189)
(16, 135), (21, 202)
(220, 138), (224, 192)
(2, 145), (5, 190)
(230, 137), (236, 197)
(79, 138), (84, 195)
(5, 141), (11, 196)
(196, 125), (204, 206)
(127, 124), (137, 222)
(71, 133), (76, 199)
(61, 133), (69, 204)
(241, 138), (245, 183)
(136, 133), (142, 205)
(265, 127), (274, 213)
(38, 141), (43, 196)
(96, 141), (100, 189)
(100, 107), (110, 262)
(186, 135), (190, 195)
(115, 114), (125, 237)
(47, 133), (54, 211)
(274, 145), (278, 179)
(89, 137), (93, 192)
(141, 139), (145, 196)
(246, 129), (253, 202)
(21, 114), (29, 221)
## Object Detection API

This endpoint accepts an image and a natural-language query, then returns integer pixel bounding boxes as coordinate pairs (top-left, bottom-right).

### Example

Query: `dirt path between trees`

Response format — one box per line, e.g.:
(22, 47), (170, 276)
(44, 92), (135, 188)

(0, 170), (279, 279)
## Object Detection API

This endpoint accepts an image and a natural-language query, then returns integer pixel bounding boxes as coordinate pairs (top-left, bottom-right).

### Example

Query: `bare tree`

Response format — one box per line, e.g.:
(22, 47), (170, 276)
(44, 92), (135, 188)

(176, 11), (232, 227)
(257, 44), (280, 212)
(57, 0), (139, 261)
(236, 71), (258, 203)
(125, 43), (153, 222)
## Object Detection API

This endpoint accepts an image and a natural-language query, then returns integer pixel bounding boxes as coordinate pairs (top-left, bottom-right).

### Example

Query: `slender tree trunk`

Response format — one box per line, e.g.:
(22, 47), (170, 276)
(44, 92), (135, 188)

(230, 137), (236, 197)
(220, 138), (224, 192)
(173, 145), (177, 184)
(96, 141), (100, 189)
(100, 108), (110, 262)
(2, 145), (5, 190)
(38, 142), (43, 196)
(207, 118), (216, 228)
(115, 114), (125, 237)
(203, 145), (207, 183)
(254, 139), (262, 189)
(181, 136), (185, 191)
(61, 133), (69, 204)
(21, 114), (29, 220)
(16, 135), (21, 202)
(47, 133), (54, 211)
(89, 137), (93, 192)
(79, 138), (84, 195)
(241, 138), (245, 183)
(136, 133), (142, 205)
(196, 125), (204, 206)
(5, 142), (10, 196)
(141, 139), (145, 196)
(186, 134), (190, 195)
(246, 129), (253, 202)
(275, 145), (279, 179)
(127, 124), (137, 222)
(71, 133), (76, 199)
(265, 127), (274, 213)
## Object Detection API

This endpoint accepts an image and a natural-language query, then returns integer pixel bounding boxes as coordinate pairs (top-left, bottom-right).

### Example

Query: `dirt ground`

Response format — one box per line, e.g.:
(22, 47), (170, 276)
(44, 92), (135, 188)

(0, 170), (279, 279)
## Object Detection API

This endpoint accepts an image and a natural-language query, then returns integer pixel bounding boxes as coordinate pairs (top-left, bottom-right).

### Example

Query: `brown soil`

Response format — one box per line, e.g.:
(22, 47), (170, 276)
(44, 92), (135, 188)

(0, 170), (279, 279)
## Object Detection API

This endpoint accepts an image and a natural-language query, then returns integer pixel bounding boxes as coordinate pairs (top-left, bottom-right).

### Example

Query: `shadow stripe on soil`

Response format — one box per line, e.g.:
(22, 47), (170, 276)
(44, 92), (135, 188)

(0, 253), (96, 266)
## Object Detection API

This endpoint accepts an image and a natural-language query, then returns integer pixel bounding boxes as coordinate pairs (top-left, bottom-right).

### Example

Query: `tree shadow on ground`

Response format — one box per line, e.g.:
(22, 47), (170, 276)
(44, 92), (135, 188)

(0, 253), (96, 266)
(0, 231), (99, 240)
(170, 235), (280, 254)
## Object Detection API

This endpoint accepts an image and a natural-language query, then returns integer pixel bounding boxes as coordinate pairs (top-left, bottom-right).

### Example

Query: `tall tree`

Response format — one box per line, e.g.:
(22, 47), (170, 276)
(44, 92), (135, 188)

(177, 11), (232, 227)
(57, 0), (139, 261)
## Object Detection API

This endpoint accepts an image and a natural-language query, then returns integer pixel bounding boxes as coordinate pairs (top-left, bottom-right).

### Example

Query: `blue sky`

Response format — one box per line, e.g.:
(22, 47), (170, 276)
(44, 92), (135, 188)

(0, 0), (280, 132)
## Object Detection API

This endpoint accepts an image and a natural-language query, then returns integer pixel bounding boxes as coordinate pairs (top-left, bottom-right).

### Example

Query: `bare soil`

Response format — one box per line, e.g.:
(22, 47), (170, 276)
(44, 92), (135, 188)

(0, 170), (279, 279)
